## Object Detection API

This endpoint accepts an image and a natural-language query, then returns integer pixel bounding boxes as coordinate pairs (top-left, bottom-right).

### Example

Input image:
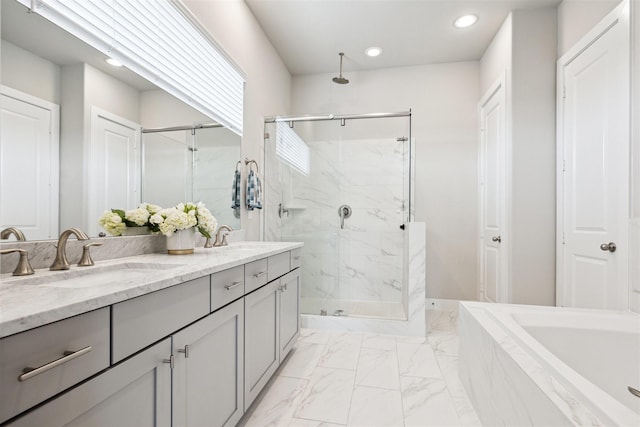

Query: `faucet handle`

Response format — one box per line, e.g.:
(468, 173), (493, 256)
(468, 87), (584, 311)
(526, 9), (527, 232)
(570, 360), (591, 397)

(0, 249), (35, 276)
(78, 243), (102, 267)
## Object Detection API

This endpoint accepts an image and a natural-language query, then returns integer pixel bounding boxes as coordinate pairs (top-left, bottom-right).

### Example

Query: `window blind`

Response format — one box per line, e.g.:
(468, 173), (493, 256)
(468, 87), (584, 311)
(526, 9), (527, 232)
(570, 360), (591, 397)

(23, 0), (244, 135)
(276, 122), (310, 176)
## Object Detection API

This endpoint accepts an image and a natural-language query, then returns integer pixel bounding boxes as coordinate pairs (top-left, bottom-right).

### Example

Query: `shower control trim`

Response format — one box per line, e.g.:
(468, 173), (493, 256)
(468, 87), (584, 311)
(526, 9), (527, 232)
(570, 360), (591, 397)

(338, 205), (352, 229)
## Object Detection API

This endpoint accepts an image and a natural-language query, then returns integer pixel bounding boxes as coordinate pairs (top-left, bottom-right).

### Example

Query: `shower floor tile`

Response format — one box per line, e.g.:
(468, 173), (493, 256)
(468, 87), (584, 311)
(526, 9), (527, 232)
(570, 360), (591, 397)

(239, 309), (482, 427)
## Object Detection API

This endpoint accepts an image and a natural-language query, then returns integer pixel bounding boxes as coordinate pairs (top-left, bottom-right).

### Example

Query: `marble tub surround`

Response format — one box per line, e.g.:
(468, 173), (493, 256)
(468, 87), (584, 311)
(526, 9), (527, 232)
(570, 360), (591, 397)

(0, 229), (246, 274)
(458, 302), (640, 426)
(0, 241), (300, 338)
(239, 323), (480, 426)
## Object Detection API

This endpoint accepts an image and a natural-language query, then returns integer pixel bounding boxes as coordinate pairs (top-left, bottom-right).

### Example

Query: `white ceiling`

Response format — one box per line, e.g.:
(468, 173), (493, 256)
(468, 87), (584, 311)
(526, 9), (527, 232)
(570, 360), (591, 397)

(245, 0), (562, 76)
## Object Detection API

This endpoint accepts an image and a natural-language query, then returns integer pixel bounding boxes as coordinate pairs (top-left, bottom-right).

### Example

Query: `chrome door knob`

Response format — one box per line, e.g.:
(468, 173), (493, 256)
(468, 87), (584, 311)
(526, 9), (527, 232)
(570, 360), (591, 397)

(492, 236), (502, 243)
(600, 242), (616, 252)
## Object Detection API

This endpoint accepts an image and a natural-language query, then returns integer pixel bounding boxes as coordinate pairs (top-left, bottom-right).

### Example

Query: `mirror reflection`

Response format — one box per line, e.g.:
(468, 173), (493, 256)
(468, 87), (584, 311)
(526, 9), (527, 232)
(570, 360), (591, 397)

(0, 0), (241, 240)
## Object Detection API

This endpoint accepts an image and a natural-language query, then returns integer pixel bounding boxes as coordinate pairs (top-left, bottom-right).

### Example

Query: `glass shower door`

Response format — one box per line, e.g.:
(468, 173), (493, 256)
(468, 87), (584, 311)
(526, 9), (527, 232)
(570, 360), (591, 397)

(264, 115), (411, 320)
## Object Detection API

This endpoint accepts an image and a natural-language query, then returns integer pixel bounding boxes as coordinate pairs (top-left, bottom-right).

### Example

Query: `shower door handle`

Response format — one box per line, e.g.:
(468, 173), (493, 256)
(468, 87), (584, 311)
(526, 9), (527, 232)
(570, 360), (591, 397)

(338, 205), (352, 229)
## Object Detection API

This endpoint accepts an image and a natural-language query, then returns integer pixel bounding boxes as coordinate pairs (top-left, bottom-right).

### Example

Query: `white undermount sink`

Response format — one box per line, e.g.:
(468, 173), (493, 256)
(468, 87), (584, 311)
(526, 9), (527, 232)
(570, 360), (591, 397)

(2, 262), (185, 288)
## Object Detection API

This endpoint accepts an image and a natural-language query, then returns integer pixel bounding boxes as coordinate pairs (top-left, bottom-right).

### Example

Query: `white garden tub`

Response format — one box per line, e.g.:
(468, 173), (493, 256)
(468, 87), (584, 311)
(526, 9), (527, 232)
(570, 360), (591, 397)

(458, 302), (640, 426)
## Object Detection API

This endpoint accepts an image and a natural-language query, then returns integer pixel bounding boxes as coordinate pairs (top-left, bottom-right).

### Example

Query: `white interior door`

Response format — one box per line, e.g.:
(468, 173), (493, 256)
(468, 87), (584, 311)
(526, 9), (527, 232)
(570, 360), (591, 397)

(558, 1), (630, 310)
(478, 76), (507, 303)
(0, 86), (59, 240)
(89, 107), (141, 236)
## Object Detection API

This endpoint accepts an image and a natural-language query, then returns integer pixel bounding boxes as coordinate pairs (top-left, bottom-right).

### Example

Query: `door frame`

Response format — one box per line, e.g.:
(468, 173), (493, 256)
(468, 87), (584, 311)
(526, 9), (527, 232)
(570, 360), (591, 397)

(477, 73), (510, 303)
(556, 0), (630, 308)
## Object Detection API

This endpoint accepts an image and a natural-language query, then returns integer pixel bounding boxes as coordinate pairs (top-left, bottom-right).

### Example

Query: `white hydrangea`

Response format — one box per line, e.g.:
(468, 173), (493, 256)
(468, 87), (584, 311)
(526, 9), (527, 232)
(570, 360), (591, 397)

(98, 211), (126, 236)
(124, 207), (150, 226)
(149, 202), (218, 238)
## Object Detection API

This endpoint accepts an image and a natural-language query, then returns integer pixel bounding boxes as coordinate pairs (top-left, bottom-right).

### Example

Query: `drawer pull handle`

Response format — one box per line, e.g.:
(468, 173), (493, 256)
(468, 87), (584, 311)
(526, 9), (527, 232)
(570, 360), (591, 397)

(163, 354), (174, 370)
(253, 271), (266, 278)
(178, 345), (190, 358)
(293, 256), (301, 261)
(19, 346), (92, 382)
(224, 281), (242, 291)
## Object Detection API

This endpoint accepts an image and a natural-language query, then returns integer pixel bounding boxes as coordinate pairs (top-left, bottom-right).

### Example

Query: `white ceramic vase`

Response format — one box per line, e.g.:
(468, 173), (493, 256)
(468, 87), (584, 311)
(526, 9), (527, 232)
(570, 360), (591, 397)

(166, 227), (196, 255)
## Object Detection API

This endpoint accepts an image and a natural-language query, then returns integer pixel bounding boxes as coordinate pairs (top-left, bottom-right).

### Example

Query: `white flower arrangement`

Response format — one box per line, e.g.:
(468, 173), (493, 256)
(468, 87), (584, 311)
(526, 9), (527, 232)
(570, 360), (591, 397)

(149, 202), (217, 238)
(98, 202), (167, 236)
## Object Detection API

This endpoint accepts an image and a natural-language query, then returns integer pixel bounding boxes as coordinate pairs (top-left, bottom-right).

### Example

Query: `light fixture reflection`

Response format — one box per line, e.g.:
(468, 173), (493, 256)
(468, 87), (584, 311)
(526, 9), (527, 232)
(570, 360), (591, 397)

(105, 57), (123, 67)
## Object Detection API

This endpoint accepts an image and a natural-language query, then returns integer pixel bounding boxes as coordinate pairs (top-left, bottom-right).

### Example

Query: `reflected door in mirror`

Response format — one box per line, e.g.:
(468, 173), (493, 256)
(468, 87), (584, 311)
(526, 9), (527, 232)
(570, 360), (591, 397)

(0, 86), (59, 240)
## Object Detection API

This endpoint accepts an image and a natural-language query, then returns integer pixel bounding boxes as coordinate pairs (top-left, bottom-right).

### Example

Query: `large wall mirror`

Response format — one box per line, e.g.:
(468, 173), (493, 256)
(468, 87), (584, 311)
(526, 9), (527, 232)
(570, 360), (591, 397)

(0, 0), (241, 240)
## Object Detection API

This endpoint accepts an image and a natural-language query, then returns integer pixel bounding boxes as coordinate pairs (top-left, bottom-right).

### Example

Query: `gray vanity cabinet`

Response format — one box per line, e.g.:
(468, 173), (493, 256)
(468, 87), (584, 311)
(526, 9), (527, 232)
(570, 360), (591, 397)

(244, 279), (280, 409)
(279, 268), (301, 358)
(172, 299), (244, 427)
(7, 338), (172, 427)
(244, 264), (301, 409)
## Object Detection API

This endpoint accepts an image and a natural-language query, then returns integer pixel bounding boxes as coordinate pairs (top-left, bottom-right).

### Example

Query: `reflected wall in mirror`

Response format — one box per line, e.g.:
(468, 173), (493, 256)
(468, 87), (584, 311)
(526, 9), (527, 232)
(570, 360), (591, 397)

(0, 0), (241, 240)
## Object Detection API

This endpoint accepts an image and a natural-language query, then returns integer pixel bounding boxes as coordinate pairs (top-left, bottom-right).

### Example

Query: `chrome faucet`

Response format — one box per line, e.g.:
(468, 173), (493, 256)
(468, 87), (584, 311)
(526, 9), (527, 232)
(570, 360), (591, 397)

(213, 225), (233, 247)
(1, 227), (26, 241)
(50, 228), (89, 271)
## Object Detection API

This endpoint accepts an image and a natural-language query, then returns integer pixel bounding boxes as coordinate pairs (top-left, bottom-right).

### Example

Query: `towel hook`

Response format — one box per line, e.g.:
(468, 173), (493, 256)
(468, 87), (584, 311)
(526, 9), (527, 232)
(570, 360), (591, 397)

(235, 160), (242, 172)
(244, 158), (259, 174)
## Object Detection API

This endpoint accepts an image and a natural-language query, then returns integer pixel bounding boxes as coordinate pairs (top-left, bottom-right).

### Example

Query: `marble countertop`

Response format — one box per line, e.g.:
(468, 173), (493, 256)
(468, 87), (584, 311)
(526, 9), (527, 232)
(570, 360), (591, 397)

(0, 241), (302, 338)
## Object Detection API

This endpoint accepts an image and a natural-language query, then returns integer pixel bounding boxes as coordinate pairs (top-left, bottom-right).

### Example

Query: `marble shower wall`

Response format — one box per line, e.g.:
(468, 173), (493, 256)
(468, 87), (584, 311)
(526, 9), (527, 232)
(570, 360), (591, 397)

(267, 134), (409, 311)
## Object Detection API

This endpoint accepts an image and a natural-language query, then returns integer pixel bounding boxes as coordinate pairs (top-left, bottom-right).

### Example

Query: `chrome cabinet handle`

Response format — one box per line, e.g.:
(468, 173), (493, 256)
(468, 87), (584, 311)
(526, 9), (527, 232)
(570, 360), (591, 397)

(19, 346), (92, 382)
(629, 386), (640, 398)
(492, 236), (502, 243)
(292, 256), (301, 261)
(163, 354), (174, 369)
(178, 345), (190, 358)
(224, 281), (242, 291)
(600, 242), (616, 252)
(253, 271), (266, 278)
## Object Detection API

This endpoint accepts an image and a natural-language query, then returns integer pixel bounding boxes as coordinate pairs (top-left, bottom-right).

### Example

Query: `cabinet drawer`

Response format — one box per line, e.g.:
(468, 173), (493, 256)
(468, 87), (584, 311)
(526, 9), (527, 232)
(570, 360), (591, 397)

(267, 251), (290, 282)
(112, 276), (210, 363)
(290, 248), (302, 269)
(245, 258), (268, 293)
(0, 308), (110, 423)
(211, 265), (244, 312)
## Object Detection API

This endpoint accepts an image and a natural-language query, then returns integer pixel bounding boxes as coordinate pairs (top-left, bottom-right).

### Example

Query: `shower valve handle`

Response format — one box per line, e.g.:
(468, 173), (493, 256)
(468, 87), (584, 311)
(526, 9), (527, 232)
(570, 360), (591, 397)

(338, 205), (352, 229)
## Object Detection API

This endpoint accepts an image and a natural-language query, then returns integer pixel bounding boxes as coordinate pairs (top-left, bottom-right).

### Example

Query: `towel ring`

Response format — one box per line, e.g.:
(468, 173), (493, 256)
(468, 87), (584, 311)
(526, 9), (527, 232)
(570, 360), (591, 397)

(244, 158), (259, 174)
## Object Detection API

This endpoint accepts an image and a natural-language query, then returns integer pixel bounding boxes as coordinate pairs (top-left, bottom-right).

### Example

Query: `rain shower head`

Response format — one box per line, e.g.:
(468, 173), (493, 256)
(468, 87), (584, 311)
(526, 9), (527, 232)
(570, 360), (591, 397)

(332, 52), (349, 84)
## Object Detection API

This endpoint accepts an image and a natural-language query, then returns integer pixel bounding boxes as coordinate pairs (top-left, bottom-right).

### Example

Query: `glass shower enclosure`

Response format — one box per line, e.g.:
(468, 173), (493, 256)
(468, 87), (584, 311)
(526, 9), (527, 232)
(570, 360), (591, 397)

(264, 112), (412, 320)
(141, 124), (241, 229)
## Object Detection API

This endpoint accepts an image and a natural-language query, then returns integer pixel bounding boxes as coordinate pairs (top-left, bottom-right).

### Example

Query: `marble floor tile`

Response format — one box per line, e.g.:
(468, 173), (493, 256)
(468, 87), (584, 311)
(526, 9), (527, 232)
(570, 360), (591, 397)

(279, 341), (326, 380)
(243, 310), (482, 427)
(288, 418), (345, 427)
(347, 386), (404, 427)
(242, 376), (308, 427)
(428, 329), (459, 356)
(317, 332), (363, 370)
(361, 332), (397, 350)
(401, 376), (461, 427)
(294, 367), (356, 425)
(354, 348), (400, 390)
(397, 342), (443, 379)
(298, 328), (333, 345)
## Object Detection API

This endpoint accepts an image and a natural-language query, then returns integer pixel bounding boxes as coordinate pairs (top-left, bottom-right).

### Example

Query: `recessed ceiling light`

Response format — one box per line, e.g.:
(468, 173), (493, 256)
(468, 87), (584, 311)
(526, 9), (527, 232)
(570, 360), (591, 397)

(105, 57), (123, 67)
(453, 14), (478, 29)
(365, 46), (383, 57)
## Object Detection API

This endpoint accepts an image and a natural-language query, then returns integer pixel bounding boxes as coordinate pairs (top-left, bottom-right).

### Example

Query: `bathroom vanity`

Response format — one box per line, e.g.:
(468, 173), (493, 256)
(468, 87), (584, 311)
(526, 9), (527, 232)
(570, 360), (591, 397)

(0, 242), (302, 426)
